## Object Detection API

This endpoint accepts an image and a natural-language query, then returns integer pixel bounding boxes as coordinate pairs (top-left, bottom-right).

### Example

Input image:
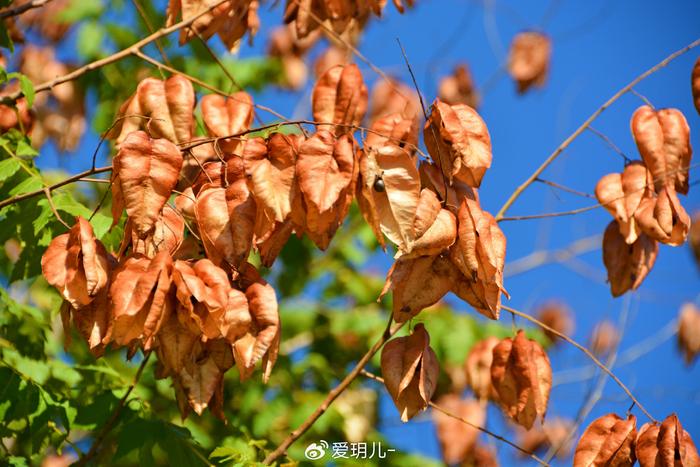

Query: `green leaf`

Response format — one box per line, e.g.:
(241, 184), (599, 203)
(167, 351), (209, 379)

(56, 0), (104, 22)
(77, 22), (105, 59)
(17, 75), (34, 108)
(9, 177), (41, 196)
(0, 158), (20, 182)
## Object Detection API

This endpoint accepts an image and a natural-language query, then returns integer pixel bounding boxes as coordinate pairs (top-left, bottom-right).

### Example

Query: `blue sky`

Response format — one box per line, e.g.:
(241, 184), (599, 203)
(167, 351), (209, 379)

(35, 0), (700, 465)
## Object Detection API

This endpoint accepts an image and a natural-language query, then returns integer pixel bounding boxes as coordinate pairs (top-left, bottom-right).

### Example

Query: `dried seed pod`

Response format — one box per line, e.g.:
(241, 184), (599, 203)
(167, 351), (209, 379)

(536, 301), (574, 344)
(312, 64), (368, 135)
(595, 161), (651, 244)
(490, 330), (552, 429)
(314, 44), (351, 78)
(296, 130), (357, 250)
(631, 105), (692, 195)
(107, 251), (174, 350)
(41, 217), (111, 309)
(589, 320), (619, 357)
(693, 57), (700, 116)
(233, 263), (280, 383)
(111, 75), (195, 145)
(380, 253), (455, 323)
(432, 395), (486, 465)
(125, 205), (185, 258)
(200, 92), (255, 154)
(424, 98), (492, 187)
(166, 0), (259, 51)
(111, 131), (183, 237)
(602, 220), (658, 297)
(368, 77), (420, 123)
(357, 144), (421, 251)
(450, 196), (506, 318)
(573, 413), (637, 467)
(678, 302), (700, 365)
(438, 63), (479, 109)
(507, 31), (551, 94)
(517, 417), (576, 460)
(464, 336), (500, 400)
(380, 323), (439, 422)
(194, 154), (258, 269)
(634, 185), (690, 246)
(268, 24), (319, 90)
(690, 211), (700, 269)
(636, 414), (700, 467)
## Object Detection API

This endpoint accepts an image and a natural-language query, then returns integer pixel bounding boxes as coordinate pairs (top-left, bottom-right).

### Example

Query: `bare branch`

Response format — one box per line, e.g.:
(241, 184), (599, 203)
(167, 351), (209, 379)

(0, 0), (52, 19)
(495, 36), (700, 221)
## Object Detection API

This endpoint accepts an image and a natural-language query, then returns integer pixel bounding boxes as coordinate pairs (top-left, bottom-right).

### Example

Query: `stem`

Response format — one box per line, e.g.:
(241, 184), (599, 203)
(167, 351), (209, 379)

(0, 0), (52, 19)
(501, 305), (657, 423)
(0, 0), (231, 105)
(495, 36), (700, 221)
(360, 370), (550, 466)
(75, 352), (152, 466)
(263, 316), (402, 464)
(0, 166), (111, 211)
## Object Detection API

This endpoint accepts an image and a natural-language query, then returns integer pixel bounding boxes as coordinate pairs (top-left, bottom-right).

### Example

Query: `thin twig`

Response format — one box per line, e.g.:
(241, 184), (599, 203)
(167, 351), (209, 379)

(0, 0), (52, 19)
(76, 352), (152, 466)
(502, 305), (657, 423)
(535, 177), (596, 199)
(586, 126), (631, 162)
(360, 369), (550, 466)
(263, 316), (402, 464)
(130, 0), (172, 68)
(495, 36), (700, 221)
(43, 187), (70, 229)
(0, 0), (230, 105)
(0, 166), (112, 211)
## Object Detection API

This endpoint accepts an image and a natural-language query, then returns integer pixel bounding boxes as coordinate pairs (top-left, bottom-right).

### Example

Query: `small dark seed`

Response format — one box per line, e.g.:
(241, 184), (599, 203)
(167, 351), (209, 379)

(373, 178), (386, 192)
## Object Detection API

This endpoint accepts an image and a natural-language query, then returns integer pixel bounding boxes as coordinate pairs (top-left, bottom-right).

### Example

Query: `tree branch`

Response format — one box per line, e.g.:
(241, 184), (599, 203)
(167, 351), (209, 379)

(0, 0), (52, 19)
(360, 369), (550, 466)
(502, 305), (657, 423)
(263, 316), (403, 465)
(0, 0), (230, 105)
(495, 36), (700, 221)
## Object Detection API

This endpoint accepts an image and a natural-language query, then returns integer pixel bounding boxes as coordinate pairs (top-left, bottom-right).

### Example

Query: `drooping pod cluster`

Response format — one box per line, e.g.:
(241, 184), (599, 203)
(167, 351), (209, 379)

(595, 105), (693, 296)
(41, 61), (510, 418)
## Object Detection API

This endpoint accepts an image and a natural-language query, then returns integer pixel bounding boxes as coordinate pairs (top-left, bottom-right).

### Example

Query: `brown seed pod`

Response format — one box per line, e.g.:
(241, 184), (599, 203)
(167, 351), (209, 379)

(573, 413), (637, 467)
(693, 57), (700, 116)
(312, 63), (368, 135)
(589, 320), (619, 357)
(490, 330), (552, 429)
(602, 220), (658, 297)
(678, 302), (700, 365)
(636, 414), (700, 467)
(631, 105), (692, 195)
(432, 395), (486, 465)
(507, 31), (551, 94)
(380, 323), (439, 422)
(464, 336), (500, 400)
(438, 63), (480, 109)
(536, 301), (575, 344)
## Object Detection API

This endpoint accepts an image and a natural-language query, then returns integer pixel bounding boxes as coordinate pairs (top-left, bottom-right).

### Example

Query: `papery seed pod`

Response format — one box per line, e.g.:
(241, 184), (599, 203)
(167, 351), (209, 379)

(517, 417), (576, 460)
(111, 75), (196, 146)
(41, 217), (112, 309)
(636, 414), (700, 467)
(573, 413), (637, 467)
(589, 320), (619, 357)
(200, 92), (255, 154)
(167, 0), (259, 52)
(380, 323), (439, 422)
(107, 251), (174, 350)
(296, 130), (358, 250)
(111, 131), (183, 237)
(312, 64), (368, 135)
(314, 45), (351, 78)
(690, 211), (700, 269)
(450, 196), (506, 318)
(432, 395), (486, 465)
(631, 105), (692, 195)
(595, 161), (651, 244)
(536, 301), (574, 344)
(268, 24), (319, 90)
(507, 31), (551, 94)
(490, 330), (552, 429)
(634, 185), (691, 246)
(368, 77), (420, 123)
(438, 63), (480, 109)
(602, 220), (658, 297)
(678, 302), (700, 365)
(424, 98), (492, 187)
(693, 57), (700, 116)
(464, 336), (499, 400)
